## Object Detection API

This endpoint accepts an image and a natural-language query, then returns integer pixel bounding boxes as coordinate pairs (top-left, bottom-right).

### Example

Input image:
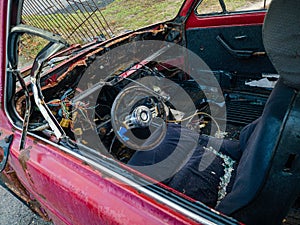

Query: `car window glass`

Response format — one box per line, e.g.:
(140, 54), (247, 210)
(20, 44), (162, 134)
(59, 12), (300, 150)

(196, 0), (272, 15)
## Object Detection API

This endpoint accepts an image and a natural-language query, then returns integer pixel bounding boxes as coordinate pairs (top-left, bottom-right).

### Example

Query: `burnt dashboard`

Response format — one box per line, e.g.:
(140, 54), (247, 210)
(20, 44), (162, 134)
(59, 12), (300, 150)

(14, 40), (272, 163)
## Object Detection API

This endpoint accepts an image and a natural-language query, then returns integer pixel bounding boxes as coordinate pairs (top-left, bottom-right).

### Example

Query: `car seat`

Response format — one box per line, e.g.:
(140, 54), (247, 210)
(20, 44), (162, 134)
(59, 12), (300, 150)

(216, 0), (300, 224)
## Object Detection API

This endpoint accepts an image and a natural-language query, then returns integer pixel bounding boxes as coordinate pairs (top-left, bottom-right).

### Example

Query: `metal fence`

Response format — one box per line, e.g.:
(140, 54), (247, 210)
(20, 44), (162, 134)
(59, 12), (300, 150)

(22, 0), (114, 44)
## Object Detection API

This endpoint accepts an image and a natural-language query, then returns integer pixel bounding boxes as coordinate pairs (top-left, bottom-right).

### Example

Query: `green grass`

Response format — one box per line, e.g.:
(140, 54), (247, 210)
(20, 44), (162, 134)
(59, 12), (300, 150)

(19, 34), (49, 67)
(20, 0), (184, 65)
(100, 0), (184, 33)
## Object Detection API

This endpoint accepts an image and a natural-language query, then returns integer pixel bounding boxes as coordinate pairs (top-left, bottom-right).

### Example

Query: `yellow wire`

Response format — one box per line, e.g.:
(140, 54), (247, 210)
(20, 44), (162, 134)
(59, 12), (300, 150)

(167, 111), (221, 135)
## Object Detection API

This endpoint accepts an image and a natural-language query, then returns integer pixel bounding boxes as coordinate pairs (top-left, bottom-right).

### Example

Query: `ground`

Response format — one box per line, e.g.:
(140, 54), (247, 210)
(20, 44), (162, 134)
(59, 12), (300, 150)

(0, 182), (52, 225)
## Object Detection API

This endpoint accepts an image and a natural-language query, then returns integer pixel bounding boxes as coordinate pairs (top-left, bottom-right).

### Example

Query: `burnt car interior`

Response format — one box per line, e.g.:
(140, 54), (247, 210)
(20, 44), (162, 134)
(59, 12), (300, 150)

(4, 0), (300, 224)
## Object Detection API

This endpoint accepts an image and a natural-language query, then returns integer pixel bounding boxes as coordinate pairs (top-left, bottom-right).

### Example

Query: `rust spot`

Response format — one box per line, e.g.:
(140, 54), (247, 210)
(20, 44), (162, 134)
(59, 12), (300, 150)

(0, 146), (3, 161)
(18, 147), (35, 185)
(15, 95), (26, 117)
(82, 161), (88, 166)
(42, 59), (88, 90)
(28, 200), (50, 221)
(86, 29), (165, 58)
(18, 147), (31, 171)
(26, 170), (35, 185)
(38, 193), (47, 200)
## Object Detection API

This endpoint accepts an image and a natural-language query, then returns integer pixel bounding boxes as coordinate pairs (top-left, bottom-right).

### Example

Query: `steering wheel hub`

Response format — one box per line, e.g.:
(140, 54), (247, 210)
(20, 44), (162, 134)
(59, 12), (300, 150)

(125, 106), (153, 128)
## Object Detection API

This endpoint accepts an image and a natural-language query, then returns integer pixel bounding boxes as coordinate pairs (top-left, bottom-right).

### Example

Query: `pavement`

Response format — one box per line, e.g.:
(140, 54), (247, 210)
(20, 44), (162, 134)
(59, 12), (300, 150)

(0, 183), (53, 225)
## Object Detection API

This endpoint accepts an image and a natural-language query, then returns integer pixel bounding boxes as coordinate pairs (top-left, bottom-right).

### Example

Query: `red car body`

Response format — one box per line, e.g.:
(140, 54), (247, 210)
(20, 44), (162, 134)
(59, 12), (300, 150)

(0, 2), (227, 225)
(1, 0), (298, 224)
(0, 1), (263, 224)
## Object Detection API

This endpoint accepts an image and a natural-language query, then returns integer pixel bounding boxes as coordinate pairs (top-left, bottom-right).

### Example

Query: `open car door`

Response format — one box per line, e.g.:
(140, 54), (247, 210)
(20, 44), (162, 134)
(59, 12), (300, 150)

(183, 0), (276, 75)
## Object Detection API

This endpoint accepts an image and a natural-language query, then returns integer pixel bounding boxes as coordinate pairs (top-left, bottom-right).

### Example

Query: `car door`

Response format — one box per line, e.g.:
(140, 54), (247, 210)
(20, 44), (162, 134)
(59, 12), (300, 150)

(184, 0), (276, 75)
(2, 0), (242, 224)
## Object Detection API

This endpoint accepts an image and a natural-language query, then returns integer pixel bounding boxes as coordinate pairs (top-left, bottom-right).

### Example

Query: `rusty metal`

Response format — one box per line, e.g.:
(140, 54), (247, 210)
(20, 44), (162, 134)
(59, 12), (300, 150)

(9, 24), (68, 149)
(0, 168), (50, 221)
(14, 70), (31, 150)
(21, 0), (114, 44)
(15, 28), (165, 119)
(30, 42), (67, 140)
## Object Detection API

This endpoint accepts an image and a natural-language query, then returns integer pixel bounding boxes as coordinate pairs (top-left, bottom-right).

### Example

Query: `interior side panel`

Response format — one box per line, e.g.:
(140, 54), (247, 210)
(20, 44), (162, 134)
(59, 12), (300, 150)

(186, 25), (276, 74)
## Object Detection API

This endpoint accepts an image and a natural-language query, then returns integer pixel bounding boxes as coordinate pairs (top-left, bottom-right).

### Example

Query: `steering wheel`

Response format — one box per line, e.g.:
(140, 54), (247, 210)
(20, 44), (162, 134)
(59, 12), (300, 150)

(111, 86), (167, 151)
